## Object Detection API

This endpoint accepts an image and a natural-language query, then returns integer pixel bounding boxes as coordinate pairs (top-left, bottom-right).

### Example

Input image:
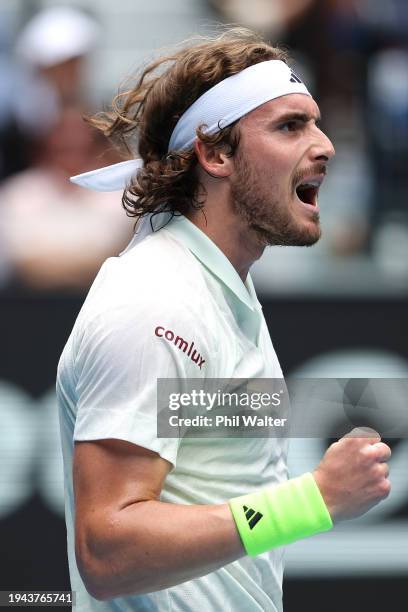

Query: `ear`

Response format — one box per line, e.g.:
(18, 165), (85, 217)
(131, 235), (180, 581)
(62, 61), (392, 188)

(194, 138), (234, 178)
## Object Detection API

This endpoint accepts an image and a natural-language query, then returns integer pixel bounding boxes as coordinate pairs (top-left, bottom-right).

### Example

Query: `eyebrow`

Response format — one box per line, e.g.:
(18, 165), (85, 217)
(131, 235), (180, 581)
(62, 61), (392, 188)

(273, 111), (322, 124)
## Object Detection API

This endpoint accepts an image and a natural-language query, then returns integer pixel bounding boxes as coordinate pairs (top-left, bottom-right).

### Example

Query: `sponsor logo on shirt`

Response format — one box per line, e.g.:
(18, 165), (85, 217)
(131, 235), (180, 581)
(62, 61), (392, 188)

(155, 326), (206, 370)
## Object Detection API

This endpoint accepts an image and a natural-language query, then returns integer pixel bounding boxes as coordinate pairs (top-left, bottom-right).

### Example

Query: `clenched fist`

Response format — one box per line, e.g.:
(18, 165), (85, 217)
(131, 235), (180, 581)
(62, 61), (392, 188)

(313, 428), (391, 523)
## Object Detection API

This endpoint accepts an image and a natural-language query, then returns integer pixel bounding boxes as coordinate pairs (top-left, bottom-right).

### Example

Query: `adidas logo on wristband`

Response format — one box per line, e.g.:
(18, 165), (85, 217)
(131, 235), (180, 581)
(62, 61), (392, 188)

(243, 505), (263, 530)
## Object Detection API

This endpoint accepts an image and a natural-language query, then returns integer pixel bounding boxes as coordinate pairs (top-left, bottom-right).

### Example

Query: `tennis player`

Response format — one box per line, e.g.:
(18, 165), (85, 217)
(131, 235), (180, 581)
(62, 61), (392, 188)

(57, 29), (391, 611)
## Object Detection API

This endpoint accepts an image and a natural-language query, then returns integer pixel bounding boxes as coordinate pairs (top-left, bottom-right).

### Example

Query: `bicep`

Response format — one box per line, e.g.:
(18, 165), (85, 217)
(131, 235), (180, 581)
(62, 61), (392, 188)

(74, 439), (172, 525)
(72, 438), (244, 599)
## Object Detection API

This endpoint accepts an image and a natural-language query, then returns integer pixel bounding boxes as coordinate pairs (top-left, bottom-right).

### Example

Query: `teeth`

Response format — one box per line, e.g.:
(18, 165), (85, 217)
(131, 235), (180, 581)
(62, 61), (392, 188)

(298, 181), (319, 189)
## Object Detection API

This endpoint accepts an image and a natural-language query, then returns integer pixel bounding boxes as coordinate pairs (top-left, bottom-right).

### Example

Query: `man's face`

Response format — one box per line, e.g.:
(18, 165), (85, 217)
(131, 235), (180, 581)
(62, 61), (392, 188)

(229, 93), (335, 247)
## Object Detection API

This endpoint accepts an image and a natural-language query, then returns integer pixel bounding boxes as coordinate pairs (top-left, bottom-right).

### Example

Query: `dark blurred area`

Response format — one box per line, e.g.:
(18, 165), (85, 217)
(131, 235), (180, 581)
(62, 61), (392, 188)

(0, 2), (407, 611)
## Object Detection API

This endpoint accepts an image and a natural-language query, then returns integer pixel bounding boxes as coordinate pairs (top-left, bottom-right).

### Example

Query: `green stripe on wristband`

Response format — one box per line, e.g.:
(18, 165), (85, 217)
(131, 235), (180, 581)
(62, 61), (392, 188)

(229, 472), (333, 557)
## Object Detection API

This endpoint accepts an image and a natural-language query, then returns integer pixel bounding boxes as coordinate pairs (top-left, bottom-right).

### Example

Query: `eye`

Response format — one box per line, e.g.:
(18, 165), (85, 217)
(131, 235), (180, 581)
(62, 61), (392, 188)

(279, 120), (301, 132)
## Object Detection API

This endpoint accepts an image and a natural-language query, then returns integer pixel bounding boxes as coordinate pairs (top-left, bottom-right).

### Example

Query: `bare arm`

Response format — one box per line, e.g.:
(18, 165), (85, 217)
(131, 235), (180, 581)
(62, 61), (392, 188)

(74, 429), (391, 601)
(74, 439), (245, 600)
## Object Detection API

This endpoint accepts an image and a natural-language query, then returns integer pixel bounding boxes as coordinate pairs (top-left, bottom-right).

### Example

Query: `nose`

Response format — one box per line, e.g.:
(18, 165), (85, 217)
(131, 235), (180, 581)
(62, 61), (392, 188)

(311, 128), (335, 163)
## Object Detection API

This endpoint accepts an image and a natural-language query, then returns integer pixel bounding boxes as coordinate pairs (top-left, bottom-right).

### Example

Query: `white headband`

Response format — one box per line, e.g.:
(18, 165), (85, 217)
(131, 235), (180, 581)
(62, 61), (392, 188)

(70, 60), (310, 191)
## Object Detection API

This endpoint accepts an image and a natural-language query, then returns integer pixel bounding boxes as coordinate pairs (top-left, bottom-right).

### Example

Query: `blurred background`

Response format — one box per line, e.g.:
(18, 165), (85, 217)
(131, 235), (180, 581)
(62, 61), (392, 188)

(0, 1), (407, 610)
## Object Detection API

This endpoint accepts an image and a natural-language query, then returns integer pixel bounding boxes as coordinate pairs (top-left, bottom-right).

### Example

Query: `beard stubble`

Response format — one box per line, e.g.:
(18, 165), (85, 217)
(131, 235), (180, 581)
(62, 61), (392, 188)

(230, 152), (322, 248)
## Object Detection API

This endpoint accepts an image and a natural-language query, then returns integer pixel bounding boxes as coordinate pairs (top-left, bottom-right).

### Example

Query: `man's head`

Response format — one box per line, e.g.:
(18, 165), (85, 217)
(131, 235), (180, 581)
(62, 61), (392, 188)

(194, 92), (334, 248)
(91, 28), (334, 247)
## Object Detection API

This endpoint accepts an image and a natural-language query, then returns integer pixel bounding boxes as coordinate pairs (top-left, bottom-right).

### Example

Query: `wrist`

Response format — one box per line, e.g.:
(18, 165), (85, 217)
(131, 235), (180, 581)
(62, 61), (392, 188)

(312, 469), (338, 524)
(229, 473), (333, 557)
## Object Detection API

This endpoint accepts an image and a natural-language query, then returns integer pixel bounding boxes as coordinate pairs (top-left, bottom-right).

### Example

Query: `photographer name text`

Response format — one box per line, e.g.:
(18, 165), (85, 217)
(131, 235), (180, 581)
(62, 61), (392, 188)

(168, 414), (287, 427)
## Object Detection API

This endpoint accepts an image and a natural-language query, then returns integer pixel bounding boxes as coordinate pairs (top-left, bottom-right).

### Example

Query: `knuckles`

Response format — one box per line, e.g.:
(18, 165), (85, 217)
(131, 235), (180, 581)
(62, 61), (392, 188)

(371, 462), (388, 481)
(377, 479), (391, 499)
(319, 432), (392, 519)
(374, 442), (392, 462)
(358, 445), (376, 466)
(358, 442), (391, 464)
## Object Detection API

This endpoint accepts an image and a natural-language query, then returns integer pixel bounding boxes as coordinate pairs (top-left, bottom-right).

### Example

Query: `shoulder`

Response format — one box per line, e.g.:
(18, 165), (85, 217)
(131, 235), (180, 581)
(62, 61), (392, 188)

(73, 229), (216, 353)
(97, 230), (205, 303)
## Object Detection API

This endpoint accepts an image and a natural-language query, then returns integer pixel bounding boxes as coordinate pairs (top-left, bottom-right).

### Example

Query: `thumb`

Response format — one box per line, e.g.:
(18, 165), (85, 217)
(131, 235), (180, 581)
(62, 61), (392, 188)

(342, 427), (381, 444)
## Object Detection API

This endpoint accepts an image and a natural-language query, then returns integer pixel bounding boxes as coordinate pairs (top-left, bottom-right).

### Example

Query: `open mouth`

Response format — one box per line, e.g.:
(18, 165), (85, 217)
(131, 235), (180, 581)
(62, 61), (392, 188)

(295, 182), (319, 207)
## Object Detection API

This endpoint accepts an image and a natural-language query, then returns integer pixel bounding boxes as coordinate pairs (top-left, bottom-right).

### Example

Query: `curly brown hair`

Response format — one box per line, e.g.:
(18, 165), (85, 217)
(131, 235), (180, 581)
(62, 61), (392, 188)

(88, 28), (289, 221)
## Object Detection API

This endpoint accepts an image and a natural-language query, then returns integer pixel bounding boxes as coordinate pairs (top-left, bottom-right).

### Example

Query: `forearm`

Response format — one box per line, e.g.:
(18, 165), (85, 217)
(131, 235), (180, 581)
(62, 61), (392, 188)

(75, 430), (392, 601)
(77, 499), (245, 600)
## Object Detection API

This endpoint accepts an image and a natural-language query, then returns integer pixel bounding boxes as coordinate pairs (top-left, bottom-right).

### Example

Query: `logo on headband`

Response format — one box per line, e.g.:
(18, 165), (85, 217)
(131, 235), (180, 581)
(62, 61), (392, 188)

(290, 71), (303, 84)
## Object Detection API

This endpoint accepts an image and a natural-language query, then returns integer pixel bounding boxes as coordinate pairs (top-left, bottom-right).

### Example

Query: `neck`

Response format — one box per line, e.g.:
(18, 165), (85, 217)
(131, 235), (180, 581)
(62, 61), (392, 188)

(185, 195), (264, 283)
